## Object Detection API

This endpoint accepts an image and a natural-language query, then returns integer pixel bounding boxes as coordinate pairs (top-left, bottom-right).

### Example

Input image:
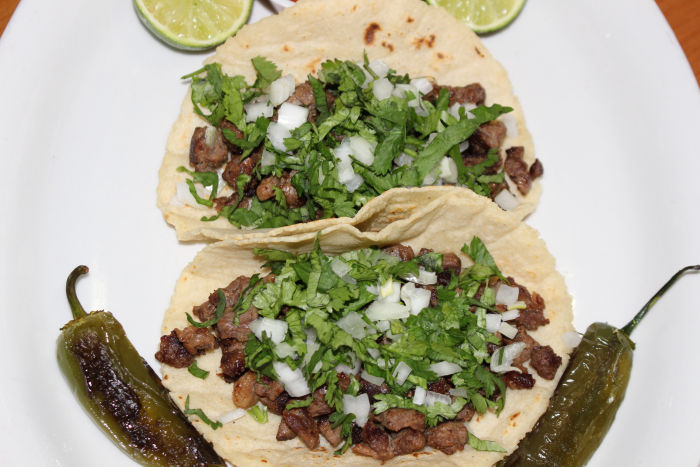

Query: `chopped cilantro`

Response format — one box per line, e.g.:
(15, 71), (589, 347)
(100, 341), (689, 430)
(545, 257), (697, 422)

(184, 395), (222, 430)
(187, 361), (209, 379)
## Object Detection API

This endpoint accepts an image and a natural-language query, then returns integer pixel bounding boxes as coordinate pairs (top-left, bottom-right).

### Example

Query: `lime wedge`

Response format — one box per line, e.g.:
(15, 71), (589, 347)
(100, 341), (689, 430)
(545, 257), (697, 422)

(427, 0), (526, 34)
(134, 0), (253, 51)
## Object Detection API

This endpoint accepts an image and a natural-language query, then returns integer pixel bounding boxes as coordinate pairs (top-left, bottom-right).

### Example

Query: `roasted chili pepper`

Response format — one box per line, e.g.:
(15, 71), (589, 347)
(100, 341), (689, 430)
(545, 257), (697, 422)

(57, 265), (225, 466)
(498, 265), (700, 467)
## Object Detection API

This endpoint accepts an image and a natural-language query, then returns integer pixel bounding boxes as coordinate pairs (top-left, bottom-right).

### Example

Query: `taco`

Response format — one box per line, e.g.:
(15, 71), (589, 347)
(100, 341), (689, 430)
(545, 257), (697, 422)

(155, 189), (573, 465)
(157, 0), (542, 242)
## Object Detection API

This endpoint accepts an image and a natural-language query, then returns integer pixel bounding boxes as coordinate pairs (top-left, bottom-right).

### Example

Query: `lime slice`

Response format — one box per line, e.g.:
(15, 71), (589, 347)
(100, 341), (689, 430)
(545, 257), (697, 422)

(134, 0), (253, 51)
(426, 0), (526, 34)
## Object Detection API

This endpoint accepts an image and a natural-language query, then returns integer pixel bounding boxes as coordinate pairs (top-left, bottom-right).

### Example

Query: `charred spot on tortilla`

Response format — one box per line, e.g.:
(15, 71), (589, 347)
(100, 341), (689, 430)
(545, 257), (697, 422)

(413, 34), (436, 49)
(364, 22), (382, 45)
(474, 46), (485, 58)
(407, 16), (415, 23)
(381, 41), (394, 52)
(282, 45), (291, 52)
(436, 52), (446, 60)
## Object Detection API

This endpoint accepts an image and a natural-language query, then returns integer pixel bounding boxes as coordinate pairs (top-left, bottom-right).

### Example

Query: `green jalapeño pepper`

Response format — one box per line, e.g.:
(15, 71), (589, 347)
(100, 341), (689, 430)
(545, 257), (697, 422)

(498, 265), (700, 467)
(57, 266), (225, 466)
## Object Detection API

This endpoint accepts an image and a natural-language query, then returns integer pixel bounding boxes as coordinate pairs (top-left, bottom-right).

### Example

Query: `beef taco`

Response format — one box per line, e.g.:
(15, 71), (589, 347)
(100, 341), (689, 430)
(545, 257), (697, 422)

(155, 189), (573, 465)
(157, 0), (542, 242)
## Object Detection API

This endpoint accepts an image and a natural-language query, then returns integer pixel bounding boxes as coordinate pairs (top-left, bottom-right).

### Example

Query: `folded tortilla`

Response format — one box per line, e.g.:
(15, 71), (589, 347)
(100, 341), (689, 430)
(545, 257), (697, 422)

(157, 0), (540, 242)
(159, 188), (572, 466)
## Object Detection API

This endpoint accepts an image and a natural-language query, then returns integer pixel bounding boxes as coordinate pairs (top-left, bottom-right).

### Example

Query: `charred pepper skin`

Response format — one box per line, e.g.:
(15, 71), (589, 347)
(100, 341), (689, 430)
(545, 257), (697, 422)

(498, 265), (700, 467)
(57, 265), (225, 466)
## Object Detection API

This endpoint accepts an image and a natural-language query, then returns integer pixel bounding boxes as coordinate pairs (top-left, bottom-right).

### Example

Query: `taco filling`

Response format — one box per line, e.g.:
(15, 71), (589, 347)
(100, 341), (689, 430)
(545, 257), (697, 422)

(155, 238), (562, 461)
(173, 56), (542, 229)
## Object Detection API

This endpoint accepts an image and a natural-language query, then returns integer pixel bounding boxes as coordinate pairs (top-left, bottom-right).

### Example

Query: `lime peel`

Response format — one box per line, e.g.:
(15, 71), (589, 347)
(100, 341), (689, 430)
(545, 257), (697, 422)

(134, 0), (253, 51)
(426, 0), (526, 34)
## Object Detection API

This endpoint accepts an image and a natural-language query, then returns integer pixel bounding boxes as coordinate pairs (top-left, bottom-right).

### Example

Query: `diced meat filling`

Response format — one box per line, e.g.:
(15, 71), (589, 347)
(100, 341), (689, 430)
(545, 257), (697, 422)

(426, 421), (469, 455)
(189, 126), (228, 172)
(382, 244), (415, 261)
(530, 345), (562, 380)
(467, 120), (507, 158)
(155, 331), (193, 368)
(256, 171), (304, 208)
(317, 415), (343, 447)
(233, 371), (259, 409)
(502, 370), (535, 390)
(283, 408), (320, 450)
(222, 147), (261, 194)
(376, 408), (425, 432)
(504, 146), (543, 196)
(219, 340), (247, 382)
(174, 326), (216, 355)
(392, 429), (426, 456)
(276, 419), (296, 441)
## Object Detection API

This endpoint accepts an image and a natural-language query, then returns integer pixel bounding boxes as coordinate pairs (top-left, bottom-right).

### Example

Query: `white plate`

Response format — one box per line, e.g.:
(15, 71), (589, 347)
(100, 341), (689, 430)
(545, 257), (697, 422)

(1, 0), (698, 465)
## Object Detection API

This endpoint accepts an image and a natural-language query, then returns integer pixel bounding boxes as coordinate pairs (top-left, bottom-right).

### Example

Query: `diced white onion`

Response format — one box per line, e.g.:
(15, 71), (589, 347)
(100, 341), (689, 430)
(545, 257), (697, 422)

(344, 173), (364, 193)
(412, 386), (427, 405)
(490, 342), (526, 373)
(562, 331), (583, 348)
(367, 347), (381, 359)
(379, 279), (401, 303)
(495, 284), (520, 306)
(375, 321), (390, 332)
(249, 317), (288, 344)
(372, 77), (394, 100)
(410, 77), (434, 95)
(425, 391), (452, 407)
(267, 122), (291, 152)
(422, 167), (439, 186)
(244, 101), (273, 122)
(260, 149), (276, 167)
(485, 314), (502, 333)
(303, 341), (320, 366)
(500, 114), (518, 138)
(418, 268), (437, 285)
(274, 341), (297, 359)
(459, 141), (470, 152)
(393, 83), (419, 100)
(365, 284), (379, 296)
(501, 309), (520, 321)
(494, 189), (520, 211)
(395, 152), (414, 167)
(312, 361), (323, 373)
(343, 393), (370, 427)
(330, 257), (351, 279)
(400, 282), (431, 315)
(509, 300), (526, 310)
(174, 181), (210, 209)
(277, 102), (309, 130)
(439, 156), (458, 183)
(348, 135), (376, 165)
(366, 301), (410, 321)
(361, 370), (385, 386)
(448, 387), (468, 398)
(393, 361), (413, 385)
(217, 408), (247, 424)
(273, 361), (310, 397)
(335, 364), (355, 374)
(369, 59), (390, 78)
(498, 321), (518, 339)
(429, 361), (462, 377)
(336, 312), (368, 339)
(269, 74), (295, 106)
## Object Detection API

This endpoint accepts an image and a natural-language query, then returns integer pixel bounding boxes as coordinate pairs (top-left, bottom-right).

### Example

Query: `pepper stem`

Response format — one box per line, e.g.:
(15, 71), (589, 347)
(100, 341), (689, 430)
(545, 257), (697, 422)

(622, 265), (700, 336)
(66, 265), (90, 320)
